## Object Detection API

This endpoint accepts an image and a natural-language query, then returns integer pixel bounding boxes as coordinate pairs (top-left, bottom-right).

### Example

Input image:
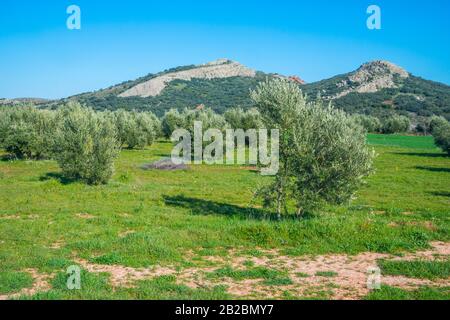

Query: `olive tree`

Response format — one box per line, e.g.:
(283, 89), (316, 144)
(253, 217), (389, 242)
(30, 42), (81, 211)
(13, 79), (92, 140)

(224, 107), (263, 130)
(251, 79), (374, 218)
(382, 115), (411, 134)
(112, 110), (157, 149)
(352, 114), (382, 133)
(0, 105), (55, 159)
(53, 103), (121, 185)
(430, 116), (450, 155)
(182, 107), (228, 135)
(161, 109), (185, 138)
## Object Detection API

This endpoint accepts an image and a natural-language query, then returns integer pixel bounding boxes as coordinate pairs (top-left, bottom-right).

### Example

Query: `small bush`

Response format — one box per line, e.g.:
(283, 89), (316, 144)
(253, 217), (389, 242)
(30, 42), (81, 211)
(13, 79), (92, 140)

(53, 103), (121, 185)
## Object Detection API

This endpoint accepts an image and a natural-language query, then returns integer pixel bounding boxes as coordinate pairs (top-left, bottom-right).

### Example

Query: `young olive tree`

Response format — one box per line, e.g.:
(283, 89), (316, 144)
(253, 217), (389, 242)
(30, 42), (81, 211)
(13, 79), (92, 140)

(182, 107), (228, 136)
(112, 110), (157, 149)
(382, 115), (411, 134)
(430, 116), (450, 155)
(352, 114), (382, 133)
(161, 109), (185, 139)
(251, 79), (374, 218)
(224, 107), (263, 130)
(53, 103), (121, 185)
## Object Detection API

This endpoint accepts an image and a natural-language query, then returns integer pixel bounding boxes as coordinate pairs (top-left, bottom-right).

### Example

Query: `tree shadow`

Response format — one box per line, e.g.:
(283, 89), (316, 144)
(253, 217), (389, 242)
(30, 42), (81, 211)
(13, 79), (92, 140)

(163, 195), (291, 221)
(415, 166), (450, 173)
(392, 152), (448, 158)
(39, 172), (78, 185)
(428, 191), (450, 198)
(0, 154), (17, 162)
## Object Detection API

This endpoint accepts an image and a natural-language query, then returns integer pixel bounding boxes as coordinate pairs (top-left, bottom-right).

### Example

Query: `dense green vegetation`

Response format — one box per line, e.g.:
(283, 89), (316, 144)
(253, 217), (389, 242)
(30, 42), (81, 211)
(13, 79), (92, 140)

(62, 73), (267, 117)
(303, 75), (450, 121)
(378, 260), (450, 280)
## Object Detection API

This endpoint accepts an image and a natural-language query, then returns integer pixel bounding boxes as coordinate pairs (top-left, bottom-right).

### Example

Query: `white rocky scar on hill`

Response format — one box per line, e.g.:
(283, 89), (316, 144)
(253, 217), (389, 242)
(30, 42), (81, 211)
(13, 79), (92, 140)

(334, 60), (410, 99)
(119, 59), (257, 98)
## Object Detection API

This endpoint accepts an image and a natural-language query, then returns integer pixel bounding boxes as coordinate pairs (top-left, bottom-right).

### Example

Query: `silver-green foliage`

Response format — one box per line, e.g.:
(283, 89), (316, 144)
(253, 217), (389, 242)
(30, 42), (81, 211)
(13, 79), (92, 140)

(251, 79), (375, 217)
(112, 110), (158, 149)
(0, 105), (55, 159)
(352, 114), (382, 133)
(430, 116), (450, 155)
(382, 115), (411, 134)
(162, 107), (228, 139)
(53, 103), (121, 185)
(182, 107), (228, 135)
(161, 109), (185, 139)
(224, 107), (263, 130)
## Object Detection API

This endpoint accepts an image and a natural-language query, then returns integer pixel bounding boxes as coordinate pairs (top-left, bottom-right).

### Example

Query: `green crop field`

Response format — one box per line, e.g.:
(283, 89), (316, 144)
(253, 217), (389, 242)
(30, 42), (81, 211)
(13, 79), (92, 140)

(0, 134), (449, 300)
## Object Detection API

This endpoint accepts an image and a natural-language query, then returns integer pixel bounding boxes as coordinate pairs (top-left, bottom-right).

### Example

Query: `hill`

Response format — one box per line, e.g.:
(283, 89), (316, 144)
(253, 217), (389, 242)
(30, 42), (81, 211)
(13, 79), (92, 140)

(54, 59), (273, 116)
(35, 59), (450, 120)
(302, 61), (450, 120)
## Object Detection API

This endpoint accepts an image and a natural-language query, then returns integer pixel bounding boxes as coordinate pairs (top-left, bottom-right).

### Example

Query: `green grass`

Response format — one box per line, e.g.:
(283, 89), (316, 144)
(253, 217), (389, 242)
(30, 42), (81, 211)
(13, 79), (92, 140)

(365, 285), (450, 300)
(0, 271), (33, 294)
(315, 271), (338, 277)
(378, 259), (450, 280)
(367, 134), (438, 150)
(208, 266), (285, 281)
(0, 135), (449, 299)
(262, 277), (294, 286)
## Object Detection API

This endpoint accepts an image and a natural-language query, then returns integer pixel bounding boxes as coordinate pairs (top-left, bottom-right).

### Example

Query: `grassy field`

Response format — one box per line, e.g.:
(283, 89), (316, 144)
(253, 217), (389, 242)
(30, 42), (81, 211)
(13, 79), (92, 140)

(0, 134), (449, 300)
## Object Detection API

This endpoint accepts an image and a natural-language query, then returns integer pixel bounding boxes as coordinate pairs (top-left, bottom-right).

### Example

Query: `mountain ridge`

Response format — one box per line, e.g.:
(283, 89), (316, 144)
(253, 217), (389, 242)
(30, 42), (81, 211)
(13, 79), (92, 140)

(4, 59), (450, 120)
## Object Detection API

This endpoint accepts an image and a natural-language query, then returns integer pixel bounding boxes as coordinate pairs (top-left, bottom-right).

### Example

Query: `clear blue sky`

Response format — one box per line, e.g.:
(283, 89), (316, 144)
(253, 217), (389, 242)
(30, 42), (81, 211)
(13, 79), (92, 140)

(1, 0), (449, 99)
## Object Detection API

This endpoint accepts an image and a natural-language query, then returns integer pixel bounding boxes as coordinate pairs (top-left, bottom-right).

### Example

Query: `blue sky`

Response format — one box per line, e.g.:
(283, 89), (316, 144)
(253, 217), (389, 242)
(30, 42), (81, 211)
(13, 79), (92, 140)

(0, 0), (449, 99)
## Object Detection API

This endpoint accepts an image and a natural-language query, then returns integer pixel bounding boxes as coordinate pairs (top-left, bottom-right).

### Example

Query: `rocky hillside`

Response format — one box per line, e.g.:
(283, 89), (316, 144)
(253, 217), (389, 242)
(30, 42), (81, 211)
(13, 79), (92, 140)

(32, 59), (450, 119)
(119, 59), (256, 98)
(302, 61), (450, 120)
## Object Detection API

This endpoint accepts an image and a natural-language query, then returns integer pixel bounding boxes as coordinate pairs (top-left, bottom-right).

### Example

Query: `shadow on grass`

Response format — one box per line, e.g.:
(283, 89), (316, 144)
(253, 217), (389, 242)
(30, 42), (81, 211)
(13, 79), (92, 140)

(428, 191), (450, 198)
(415, 166), (450, 173)
(163, 195), (314, 221)
(0, 154), (18, 161)
(39, 172), (78, 185)
(392, 152), (447, 158)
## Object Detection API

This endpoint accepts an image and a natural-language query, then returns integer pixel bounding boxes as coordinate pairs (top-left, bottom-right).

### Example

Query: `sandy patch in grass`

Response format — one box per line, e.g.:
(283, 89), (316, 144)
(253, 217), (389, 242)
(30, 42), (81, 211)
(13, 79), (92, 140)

(388, 221), (437, 231)
(48, 240), (65, 249)
(9, 242), (449, 300)
(75, 213), (95, 219)
(0, 269), (52, 301)
(0, 215), (21, 220)
(66, 242), (450, 300)
(118, 230), (136, 238)
(75, 259), (176, 287)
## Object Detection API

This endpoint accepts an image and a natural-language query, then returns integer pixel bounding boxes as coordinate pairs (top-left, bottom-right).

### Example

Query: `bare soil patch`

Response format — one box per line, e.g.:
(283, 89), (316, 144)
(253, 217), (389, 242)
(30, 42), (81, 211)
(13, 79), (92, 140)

(0, 269), (52, 300)
(7, 242), (449, 300)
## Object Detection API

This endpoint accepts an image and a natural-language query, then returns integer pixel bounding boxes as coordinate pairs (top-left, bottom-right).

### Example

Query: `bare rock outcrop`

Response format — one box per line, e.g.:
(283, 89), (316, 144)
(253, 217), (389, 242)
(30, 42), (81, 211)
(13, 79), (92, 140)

(119, 59), (256, 98)
(334, 60), (409, 98)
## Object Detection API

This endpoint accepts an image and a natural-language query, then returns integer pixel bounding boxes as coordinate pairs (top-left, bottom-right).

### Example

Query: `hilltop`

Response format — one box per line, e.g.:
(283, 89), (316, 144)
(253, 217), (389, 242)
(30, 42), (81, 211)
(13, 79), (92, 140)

(10, 59), (450, 120)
